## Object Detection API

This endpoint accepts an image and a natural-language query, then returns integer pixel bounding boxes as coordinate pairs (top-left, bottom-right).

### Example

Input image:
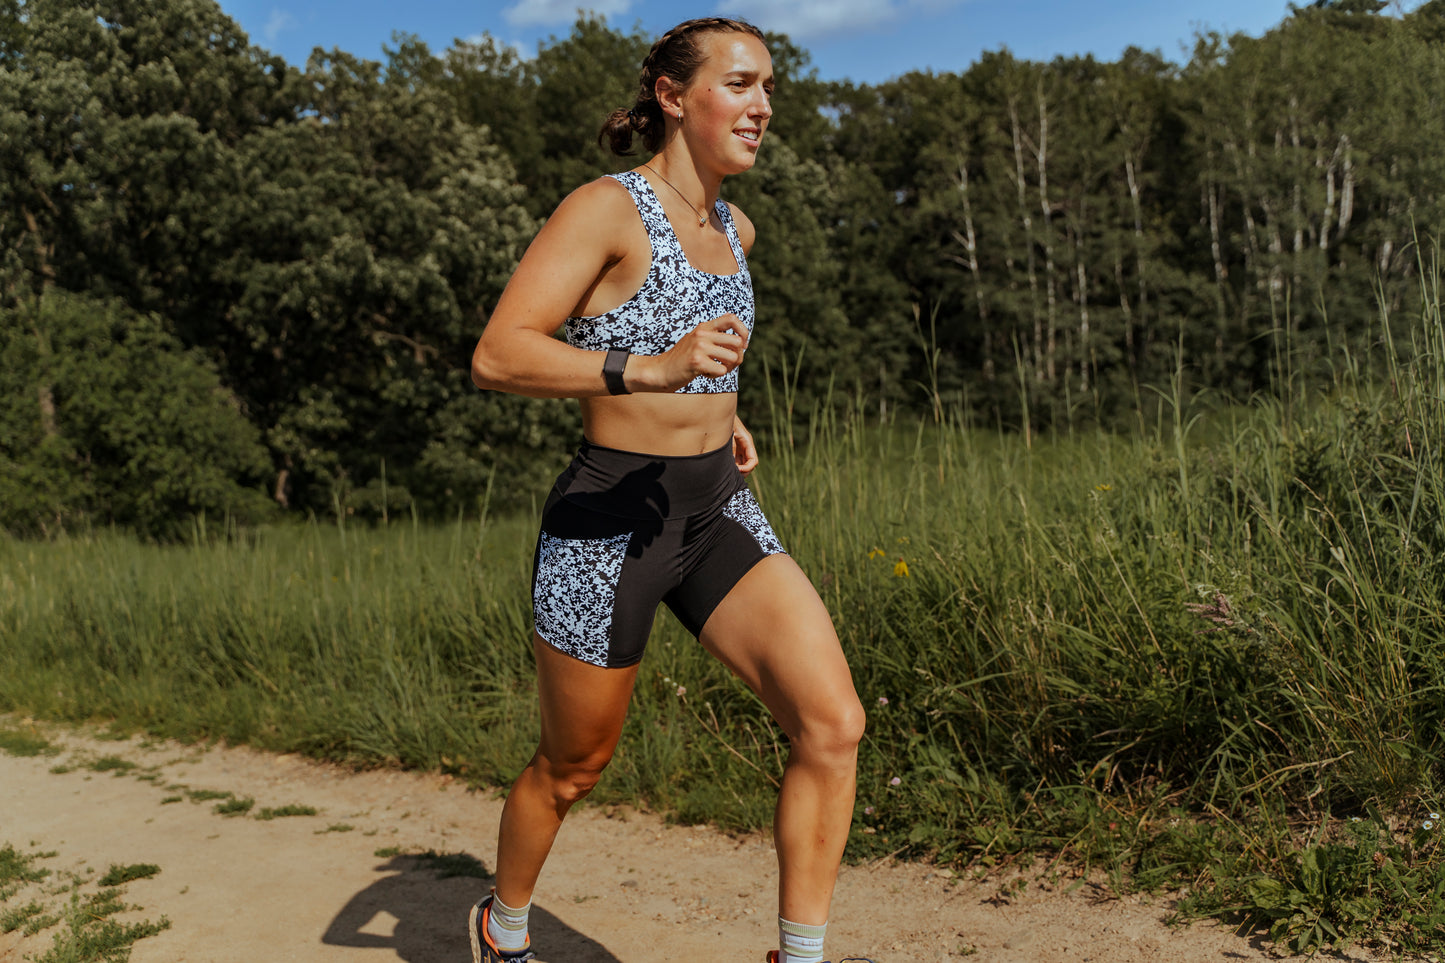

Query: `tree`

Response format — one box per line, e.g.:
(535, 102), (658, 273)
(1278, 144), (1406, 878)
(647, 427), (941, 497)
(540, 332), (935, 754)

(0, 290), (272, 538)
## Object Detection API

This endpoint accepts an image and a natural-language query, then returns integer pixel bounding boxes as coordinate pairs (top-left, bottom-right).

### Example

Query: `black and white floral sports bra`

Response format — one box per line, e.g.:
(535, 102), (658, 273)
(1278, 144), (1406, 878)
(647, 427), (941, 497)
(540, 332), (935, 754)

(565, 170), (754, 394)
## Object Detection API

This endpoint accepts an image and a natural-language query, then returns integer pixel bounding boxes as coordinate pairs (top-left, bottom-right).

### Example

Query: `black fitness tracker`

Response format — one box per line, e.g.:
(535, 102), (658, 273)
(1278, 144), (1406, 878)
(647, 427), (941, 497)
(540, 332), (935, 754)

(603, 347), (631, 395)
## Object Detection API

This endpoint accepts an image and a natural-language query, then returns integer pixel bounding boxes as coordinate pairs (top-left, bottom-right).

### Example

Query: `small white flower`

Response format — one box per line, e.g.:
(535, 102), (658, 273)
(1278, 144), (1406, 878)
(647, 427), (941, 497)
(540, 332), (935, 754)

(1425, 820), (1435, 831)
(863, 806), (875, 815)
(877, 696), (889, 706)
(889, 776), (902, 786)
(1349, 816), (1362, 823)
(676, 685), (686, 697)
(1431, 812), (1441, 821)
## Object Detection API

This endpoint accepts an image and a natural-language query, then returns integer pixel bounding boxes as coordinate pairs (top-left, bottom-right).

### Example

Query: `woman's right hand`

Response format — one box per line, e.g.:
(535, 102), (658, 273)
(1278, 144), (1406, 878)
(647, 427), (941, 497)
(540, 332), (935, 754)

(636, 314), (749, 391)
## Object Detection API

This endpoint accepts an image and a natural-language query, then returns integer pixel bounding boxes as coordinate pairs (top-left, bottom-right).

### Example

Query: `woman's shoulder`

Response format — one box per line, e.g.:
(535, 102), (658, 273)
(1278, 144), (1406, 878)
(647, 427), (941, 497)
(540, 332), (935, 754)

(540, 174), (643, 256)
(724, 201), (757, 254)
(556, 173), (639, 221)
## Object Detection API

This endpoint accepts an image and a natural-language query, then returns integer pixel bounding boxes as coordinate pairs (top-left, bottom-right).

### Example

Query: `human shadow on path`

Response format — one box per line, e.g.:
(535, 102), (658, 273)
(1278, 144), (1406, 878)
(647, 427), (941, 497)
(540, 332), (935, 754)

(322, 854), (622, 962)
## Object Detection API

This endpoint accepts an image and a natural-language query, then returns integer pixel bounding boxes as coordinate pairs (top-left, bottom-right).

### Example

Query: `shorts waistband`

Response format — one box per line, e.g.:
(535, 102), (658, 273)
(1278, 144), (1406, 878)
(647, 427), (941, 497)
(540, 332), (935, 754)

(555, 439), (740, 520)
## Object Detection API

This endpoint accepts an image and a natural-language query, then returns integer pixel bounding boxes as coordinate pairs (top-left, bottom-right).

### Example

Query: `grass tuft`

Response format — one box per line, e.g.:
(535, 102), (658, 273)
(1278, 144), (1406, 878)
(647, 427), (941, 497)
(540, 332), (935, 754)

(0, 727), (58, 758)
(213, 797), (254, 817)
(97, 864), (160, 887)
(255, 804), (318, 820)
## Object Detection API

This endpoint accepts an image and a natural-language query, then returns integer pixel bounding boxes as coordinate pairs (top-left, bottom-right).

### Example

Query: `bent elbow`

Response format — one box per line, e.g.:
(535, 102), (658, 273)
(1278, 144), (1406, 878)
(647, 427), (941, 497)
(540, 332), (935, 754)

(471, 347), (503, 391)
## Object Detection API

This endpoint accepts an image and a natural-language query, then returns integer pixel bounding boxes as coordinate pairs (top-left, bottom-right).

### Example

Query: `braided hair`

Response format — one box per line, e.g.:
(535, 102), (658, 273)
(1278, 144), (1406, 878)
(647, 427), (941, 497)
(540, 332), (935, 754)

(599, 17), (767, 157)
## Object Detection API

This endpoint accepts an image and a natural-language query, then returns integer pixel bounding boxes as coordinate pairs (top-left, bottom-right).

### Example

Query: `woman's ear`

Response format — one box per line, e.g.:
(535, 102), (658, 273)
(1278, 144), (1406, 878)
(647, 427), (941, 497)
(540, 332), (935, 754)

(655, 75), (684, 121)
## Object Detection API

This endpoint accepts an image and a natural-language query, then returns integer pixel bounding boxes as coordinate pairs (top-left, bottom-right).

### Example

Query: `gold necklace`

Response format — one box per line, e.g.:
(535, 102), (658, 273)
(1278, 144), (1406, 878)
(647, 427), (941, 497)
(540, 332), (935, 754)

(643, 164), (709, 228)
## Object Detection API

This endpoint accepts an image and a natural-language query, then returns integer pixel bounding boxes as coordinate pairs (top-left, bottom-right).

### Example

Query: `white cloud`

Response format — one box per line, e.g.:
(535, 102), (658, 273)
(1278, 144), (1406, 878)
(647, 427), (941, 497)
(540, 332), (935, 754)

(262, 8), (297, 46)
(717, 0), (966, 40)
(717, 0), (896, 39)
(502, 0), (634, 28)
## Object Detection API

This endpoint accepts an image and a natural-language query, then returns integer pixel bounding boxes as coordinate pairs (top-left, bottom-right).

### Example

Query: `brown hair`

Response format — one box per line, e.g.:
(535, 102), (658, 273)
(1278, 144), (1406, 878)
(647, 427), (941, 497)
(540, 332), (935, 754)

(598, 17), (767, 157)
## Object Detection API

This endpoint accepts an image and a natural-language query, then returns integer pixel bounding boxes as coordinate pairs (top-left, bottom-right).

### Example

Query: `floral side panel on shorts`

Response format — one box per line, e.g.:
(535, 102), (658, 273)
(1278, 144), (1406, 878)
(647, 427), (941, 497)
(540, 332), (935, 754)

(722, 488), (786, 556)
(533, 531), (632, 667)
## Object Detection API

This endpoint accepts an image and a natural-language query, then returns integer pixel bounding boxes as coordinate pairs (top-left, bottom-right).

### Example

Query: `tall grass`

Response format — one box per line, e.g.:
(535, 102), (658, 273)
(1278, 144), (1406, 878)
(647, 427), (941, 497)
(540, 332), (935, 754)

(3, 272), (1445, 951)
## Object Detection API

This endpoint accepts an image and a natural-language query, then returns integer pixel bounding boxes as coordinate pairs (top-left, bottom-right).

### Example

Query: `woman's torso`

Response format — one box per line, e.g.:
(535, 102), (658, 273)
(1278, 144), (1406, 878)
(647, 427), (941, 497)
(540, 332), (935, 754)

(569, 170), (753, 455)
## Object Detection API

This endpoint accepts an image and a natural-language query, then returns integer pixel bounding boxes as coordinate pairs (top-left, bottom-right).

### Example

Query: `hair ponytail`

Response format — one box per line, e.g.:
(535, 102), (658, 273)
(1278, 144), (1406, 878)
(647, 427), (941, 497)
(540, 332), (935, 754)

(598, 102), (664, 156)
(597, 17), (766, 157)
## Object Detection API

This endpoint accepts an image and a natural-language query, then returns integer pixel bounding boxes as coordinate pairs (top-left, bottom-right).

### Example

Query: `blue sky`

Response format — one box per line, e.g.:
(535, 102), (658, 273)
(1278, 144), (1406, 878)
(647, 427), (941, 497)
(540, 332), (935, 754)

(214, 0), (1406, 85)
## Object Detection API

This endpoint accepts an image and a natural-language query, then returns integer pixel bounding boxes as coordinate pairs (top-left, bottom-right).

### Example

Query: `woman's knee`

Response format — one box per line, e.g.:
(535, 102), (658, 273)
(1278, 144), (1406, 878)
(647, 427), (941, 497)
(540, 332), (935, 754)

(796, 696), (867, 759)
(534, 750), (614, 806)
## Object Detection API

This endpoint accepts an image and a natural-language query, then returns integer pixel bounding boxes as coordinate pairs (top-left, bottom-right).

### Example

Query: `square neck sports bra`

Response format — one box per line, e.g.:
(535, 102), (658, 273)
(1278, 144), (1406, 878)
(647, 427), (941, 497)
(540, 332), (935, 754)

(564, 171), (754, 395)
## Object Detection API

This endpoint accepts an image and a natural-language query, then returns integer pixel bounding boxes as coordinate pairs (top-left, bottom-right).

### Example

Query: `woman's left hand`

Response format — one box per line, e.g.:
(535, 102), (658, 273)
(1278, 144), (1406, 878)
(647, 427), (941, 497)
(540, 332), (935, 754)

(732, 416), (758, 475)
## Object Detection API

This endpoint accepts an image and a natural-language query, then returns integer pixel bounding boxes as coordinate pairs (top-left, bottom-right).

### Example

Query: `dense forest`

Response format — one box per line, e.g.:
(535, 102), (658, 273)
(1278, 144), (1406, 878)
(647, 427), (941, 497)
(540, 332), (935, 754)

(3, 0), (1443, 536)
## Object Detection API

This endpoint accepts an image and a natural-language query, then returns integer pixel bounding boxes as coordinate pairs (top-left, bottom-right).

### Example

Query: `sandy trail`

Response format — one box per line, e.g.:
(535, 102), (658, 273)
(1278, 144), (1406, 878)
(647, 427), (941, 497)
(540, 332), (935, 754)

(0, 722), (1377, 963)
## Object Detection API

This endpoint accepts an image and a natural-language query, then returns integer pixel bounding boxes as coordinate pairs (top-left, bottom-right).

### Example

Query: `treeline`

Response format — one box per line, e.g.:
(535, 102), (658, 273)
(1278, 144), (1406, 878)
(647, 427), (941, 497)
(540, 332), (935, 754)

(3, 0), (1443, 536)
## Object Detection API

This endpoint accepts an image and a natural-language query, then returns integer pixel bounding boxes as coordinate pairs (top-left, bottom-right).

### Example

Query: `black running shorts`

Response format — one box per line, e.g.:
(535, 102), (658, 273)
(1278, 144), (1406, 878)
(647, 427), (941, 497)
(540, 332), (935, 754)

(531, 440), (787, 668)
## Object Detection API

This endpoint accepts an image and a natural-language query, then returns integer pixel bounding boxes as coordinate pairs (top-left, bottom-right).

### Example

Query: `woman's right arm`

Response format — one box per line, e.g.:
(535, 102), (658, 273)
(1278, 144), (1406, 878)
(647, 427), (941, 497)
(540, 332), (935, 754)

(471, 179), (747, 399)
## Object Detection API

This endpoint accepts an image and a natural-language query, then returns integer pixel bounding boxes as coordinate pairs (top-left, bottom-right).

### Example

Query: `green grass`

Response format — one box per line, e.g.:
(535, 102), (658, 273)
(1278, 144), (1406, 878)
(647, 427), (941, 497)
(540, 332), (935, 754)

(0, 726), (57, 757)
(0, 844), (169, 959)
(97, 864), (160, 887)
(85, 755), (137, 775)
(213, 797), (254, 817)
(2, 277), (1444, 954)
(255, 804), (318, 820)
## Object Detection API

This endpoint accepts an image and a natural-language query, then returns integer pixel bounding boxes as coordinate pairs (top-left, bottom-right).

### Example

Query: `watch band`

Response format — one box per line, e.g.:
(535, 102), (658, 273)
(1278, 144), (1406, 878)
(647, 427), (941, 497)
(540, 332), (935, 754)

(602, 347), (631, 395)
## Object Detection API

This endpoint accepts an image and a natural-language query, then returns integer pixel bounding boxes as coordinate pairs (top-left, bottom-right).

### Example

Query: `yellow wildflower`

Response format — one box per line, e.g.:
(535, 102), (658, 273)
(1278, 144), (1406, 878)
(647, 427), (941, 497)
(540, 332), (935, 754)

(868, 548), (886, 560)
(893, 559), (910, 578)
(1095, 484), (1113, 492)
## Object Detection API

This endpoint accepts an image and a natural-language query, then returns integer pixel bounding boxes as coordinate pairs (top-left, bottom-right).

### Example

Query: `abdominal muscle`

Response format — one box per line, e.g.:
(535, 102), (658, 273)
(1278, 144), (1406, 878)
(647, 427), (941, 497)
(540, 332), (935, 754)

(581, 392), (738, 455)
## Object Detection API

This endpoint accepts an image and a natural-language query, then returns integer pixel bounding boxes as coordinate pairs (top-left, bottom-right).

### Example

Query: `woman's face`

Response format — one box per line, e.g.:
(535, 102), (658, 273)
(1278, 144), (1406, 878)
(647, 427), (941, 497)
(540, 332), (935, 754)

(675, 32), (774, 175)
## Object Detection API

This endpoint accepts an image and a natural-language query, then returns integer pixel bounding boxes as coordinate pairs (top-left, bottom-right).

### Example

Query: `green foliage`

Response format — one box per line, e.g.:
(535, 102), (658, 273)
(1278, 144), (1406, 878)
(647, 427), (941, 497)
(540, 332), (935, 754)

(0, 290), (273, 539)
(0, 843), (168, 960)
(97, 864), (160, 887)
(213, 796), (255, 816)
(4, 1), (1443, 533)
(1182, 813), (1445, 955)
(86, 756), (137, 774)
(255, 804), (318, 820)
(0, 725), (57, 757)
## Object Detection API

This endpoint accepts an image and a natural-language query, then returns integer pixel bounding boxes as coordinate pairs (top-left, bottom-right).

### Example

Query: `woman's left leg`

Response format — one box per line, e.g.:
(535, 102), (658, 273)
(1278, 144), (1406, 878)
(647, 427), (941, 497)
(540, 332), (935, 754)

(697, 553), (866, 925)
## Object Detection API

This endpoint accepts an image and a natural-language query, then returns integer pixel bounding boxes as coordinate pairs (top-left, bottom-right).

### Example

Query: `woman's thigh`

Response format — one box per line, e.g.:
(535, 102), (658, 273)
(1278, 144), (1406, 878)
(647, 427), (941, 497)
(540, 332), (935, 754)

(532, 632), (641, 766)
(696, 555), (862, 740)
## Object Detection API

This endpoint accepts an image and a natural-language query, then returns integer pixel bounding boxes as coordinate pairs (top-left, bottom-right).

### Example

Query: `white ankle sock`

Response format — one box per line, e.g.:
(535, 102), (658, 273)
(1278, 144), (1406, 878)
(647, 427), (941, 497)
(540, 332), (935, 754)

(486, 893), (530, 951)
(779, 916), (827, 963)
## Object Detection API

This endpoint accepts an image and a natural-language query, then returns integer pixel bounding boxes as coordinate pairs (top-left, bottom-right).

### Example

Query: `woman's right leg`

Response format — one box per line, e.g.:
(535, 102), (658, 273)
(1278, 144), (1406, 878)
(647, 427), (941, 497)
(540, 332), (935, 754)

(493, 632), (640, 908)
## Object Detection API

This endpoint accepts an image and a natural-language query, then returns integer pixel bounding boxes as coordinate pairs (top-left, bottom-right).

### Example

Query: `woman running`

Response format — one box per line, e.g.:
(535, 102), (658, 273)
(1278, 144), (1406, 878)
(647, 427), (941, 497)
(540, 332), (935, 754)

(469, 17), (870, 963)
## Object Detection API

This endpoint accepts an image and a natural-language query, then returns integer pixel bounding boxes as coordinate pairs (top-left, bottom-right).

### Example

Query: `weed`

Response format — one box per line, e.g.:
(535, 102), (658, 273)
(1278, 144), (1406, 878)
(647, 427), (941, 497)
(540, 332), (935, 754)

(160, 795), (183, 804)
(0, 842), (168, 959)
(255, 804), (319, 820)
(0, 843), (53, 891)
(316, 823), (354, 834)
(85, 756), (136, 775)
(0, 727), (57, 757)
(1, 901), (59, 935)
(98, 864), (160, 887)
(213, 797), (254, 817)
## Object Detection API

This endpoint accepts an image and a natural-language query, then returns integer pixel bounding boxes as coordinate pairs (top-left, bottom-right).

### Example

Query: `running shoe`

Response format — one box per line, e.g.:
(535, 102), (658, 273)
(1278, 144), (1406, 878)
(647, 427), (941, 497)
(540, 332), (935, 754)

(765, 953), (877, 962)
(469, 895), (536, 963)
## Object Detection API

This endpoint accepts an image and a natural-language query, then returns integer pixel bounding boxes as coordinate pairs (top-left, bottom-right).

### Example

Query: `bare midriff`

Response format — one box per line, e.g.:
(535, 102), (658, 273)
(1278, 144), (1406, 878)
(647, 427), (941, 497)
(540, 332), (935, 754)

(582, 392), (737, 455)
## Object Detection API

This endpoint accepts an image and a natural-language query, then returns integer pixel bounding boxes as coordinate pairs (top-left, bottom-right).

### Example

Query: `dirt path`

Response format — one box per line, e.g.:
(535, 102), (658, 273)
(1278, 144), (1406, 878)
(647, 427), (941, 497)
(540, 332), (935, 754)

(0, 721), (1378, 963)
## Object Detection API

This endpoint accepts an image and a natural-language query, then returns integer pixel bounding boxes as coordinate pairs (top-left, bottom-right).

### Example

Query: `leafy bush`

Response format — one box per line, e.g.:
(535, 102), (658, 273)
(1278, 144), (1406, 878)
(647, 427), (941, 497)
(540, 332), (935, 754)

(0, 290), (274, 538)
